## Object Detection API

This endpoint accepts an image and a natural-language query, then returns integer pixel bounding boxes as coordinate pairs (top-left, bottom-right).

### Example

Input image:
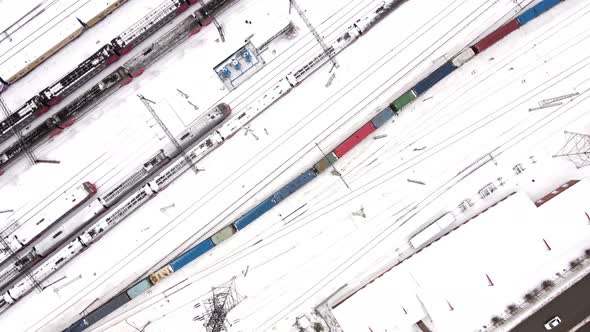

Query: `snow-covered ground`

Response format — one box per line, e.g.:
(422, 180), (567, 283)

(333, 176), (590, 332)
(1, 0), (590, 331)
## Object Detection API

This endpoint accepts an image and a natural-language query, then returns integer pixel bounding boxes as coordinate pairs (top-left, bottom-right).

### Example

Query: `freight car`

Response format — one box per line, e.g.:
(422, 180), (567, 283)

(110, 0), (566, 318)
(0, 103), (230, 293)
(67, 1), (566, 329)
(2, 0), (563, 327)
(0, 0), (233, 170)
(0, 0), (128, 86)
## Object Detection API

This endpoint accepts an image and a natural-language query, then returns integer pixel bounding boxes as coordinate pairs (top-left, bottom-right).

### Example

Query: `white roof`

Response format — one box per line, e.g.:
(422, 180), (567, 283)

(333, 179), (590, 332)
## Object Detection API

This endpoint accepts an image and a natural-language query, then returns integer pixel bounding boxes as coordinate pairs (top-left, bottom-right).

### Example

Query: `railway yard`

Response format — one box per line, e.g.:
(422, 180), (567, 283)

(1, 0), (590, 331)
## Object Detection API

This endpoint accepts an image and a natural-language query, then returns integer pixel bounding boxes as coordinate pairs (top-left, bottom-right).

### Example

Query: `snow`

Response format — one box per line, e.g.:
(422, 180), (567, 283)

(333, 179), (590, 332)
(0, 0), (589, 332)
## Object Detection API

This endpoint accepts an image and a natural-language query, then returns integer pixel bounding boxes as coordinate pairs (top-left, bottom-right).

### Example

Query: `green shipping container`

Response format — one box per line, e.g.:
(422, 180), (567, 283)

(126, 278), (152, 299)
(313, 151), (339, 173)
(211, 224), (237, 245)
(391, 89), (417, 111)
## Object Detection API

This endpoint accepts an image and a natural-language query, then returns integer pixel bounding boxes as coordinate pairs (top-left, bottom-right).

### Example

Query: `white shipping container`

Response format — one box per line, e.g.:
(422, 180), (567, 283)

(451, 47), (475, 67)
(435, 213), (455, 228)
(409, 222), (443, 248)
(74, 0), (129, 27)
(0, 18), (83, 82)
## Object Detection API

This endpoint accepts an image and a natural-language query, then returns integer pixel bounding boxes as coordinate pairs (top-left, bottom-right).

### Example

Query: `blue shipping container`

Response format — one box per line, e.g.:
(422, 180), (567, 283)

(516, 7), (538, 26)
(370, 107), (395, 129)
(518, 0), (560, 26)
(413, 61), (457, 96)
(234, 197), (277, 230)
(170, 238), (215, 271)
(272, 169), (317, 204)
(126, 277), (153, 299)
(536, 0), (561, 13)
(85, 293), (131, 325)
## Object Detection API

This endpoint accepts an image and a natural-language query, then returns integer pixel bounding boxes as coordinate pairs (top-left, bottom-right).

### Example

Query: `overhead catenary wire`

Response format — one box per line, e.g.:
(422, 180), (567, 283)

(70, 0), (552, 330)
(90, 2), (590, 330)
(13, 0), (564, 328)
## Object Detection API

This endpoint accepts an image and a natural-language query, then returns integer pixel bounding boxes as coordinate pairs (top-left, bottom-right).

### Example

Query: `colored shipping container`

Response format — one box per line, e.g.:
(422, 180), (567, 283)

(472, 19), (520, 54)
(234, 197), (277, 230)
(64, 318), (87, 332)
(451, 48), (475, 67)
(333, 122), (376, 158)
(272, 169), (317, 204)
(370, 107), (396, 129)
(84, 292), (131, 325)
(413, 61), (457, 96)
(535, 0), (561, 13)
(391, 90), (417, 111)
(516, 6), (539, 26)
(149, 265), (173, 284)
(517, 0), (560, 26)
(313, 152), (338, 173)
(170, 238), (215, 271)
(211, 224), (237, 245)
(126, 278), (153, 299)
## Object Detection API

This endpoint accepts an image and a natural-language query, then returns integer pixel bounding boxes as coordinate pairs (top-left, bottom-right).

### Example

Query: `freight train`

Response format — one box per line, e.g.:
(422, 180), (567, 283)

(0, 0), (562, 327)
(0, 103), (230, 294)
(60, 0), (564, 331)
(0, 0), (229, 147)
(0, 0), (129, 92)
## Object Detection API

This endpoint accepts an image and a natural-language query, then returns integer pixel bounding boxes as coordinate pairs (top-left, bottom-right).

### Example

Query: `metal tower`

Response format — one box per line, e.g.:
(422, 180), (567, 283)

(0, 235), (43, 293)
(137, 94), (201, 174)
(289, 0), (338, 69)
(553, 131), (590, 168)
(201, 277), (244, 332)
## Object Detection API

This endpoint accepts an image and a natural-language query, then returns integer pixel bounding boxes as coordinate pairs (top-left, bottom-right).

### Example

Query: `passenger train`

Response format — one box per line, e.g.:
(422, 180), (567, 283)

(0, 182), (97, 267)
(0, 0), (562, 328)
(0, 103), (230, 293)
(63, 0), (564, 330)
(0, 0), (129, 91)
(0, 0), (229, 149)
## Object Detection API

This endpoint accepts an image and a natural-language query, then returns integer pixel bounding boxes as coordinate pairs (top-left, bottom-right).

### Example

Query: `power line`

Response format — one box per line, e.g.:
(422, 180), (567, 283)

(552, 131), (590, 168)
(137, 94), (202, 175)
(200, 277), (244, 332)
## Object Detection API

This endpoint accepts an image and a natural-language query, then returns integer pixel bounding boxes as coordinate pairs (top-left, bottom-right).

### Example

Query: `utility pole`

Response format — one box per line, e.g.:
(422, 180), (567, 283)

(315, 142), (350, 189)
(137, 94), (201, 174)
(199, 0), (224, 42)
(289, 0), (338, 69)
(0, 235), (43, 293)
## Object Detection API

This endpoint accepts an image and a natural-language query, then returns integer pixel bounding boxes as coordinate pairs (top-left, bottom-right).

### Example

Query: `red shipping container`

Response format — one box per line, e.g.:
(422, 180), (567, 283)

(333, 122), (376, 158)
(472, 19), (520, 54)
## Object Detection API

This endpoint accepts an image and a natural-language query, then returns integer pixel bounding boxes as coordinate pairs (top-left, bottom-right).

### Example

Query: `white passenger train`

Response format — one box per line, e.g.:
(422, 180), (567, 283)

(0, 0), (403, 313)
(0, 103), (230, 294)
(0, 182), (97, 264)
